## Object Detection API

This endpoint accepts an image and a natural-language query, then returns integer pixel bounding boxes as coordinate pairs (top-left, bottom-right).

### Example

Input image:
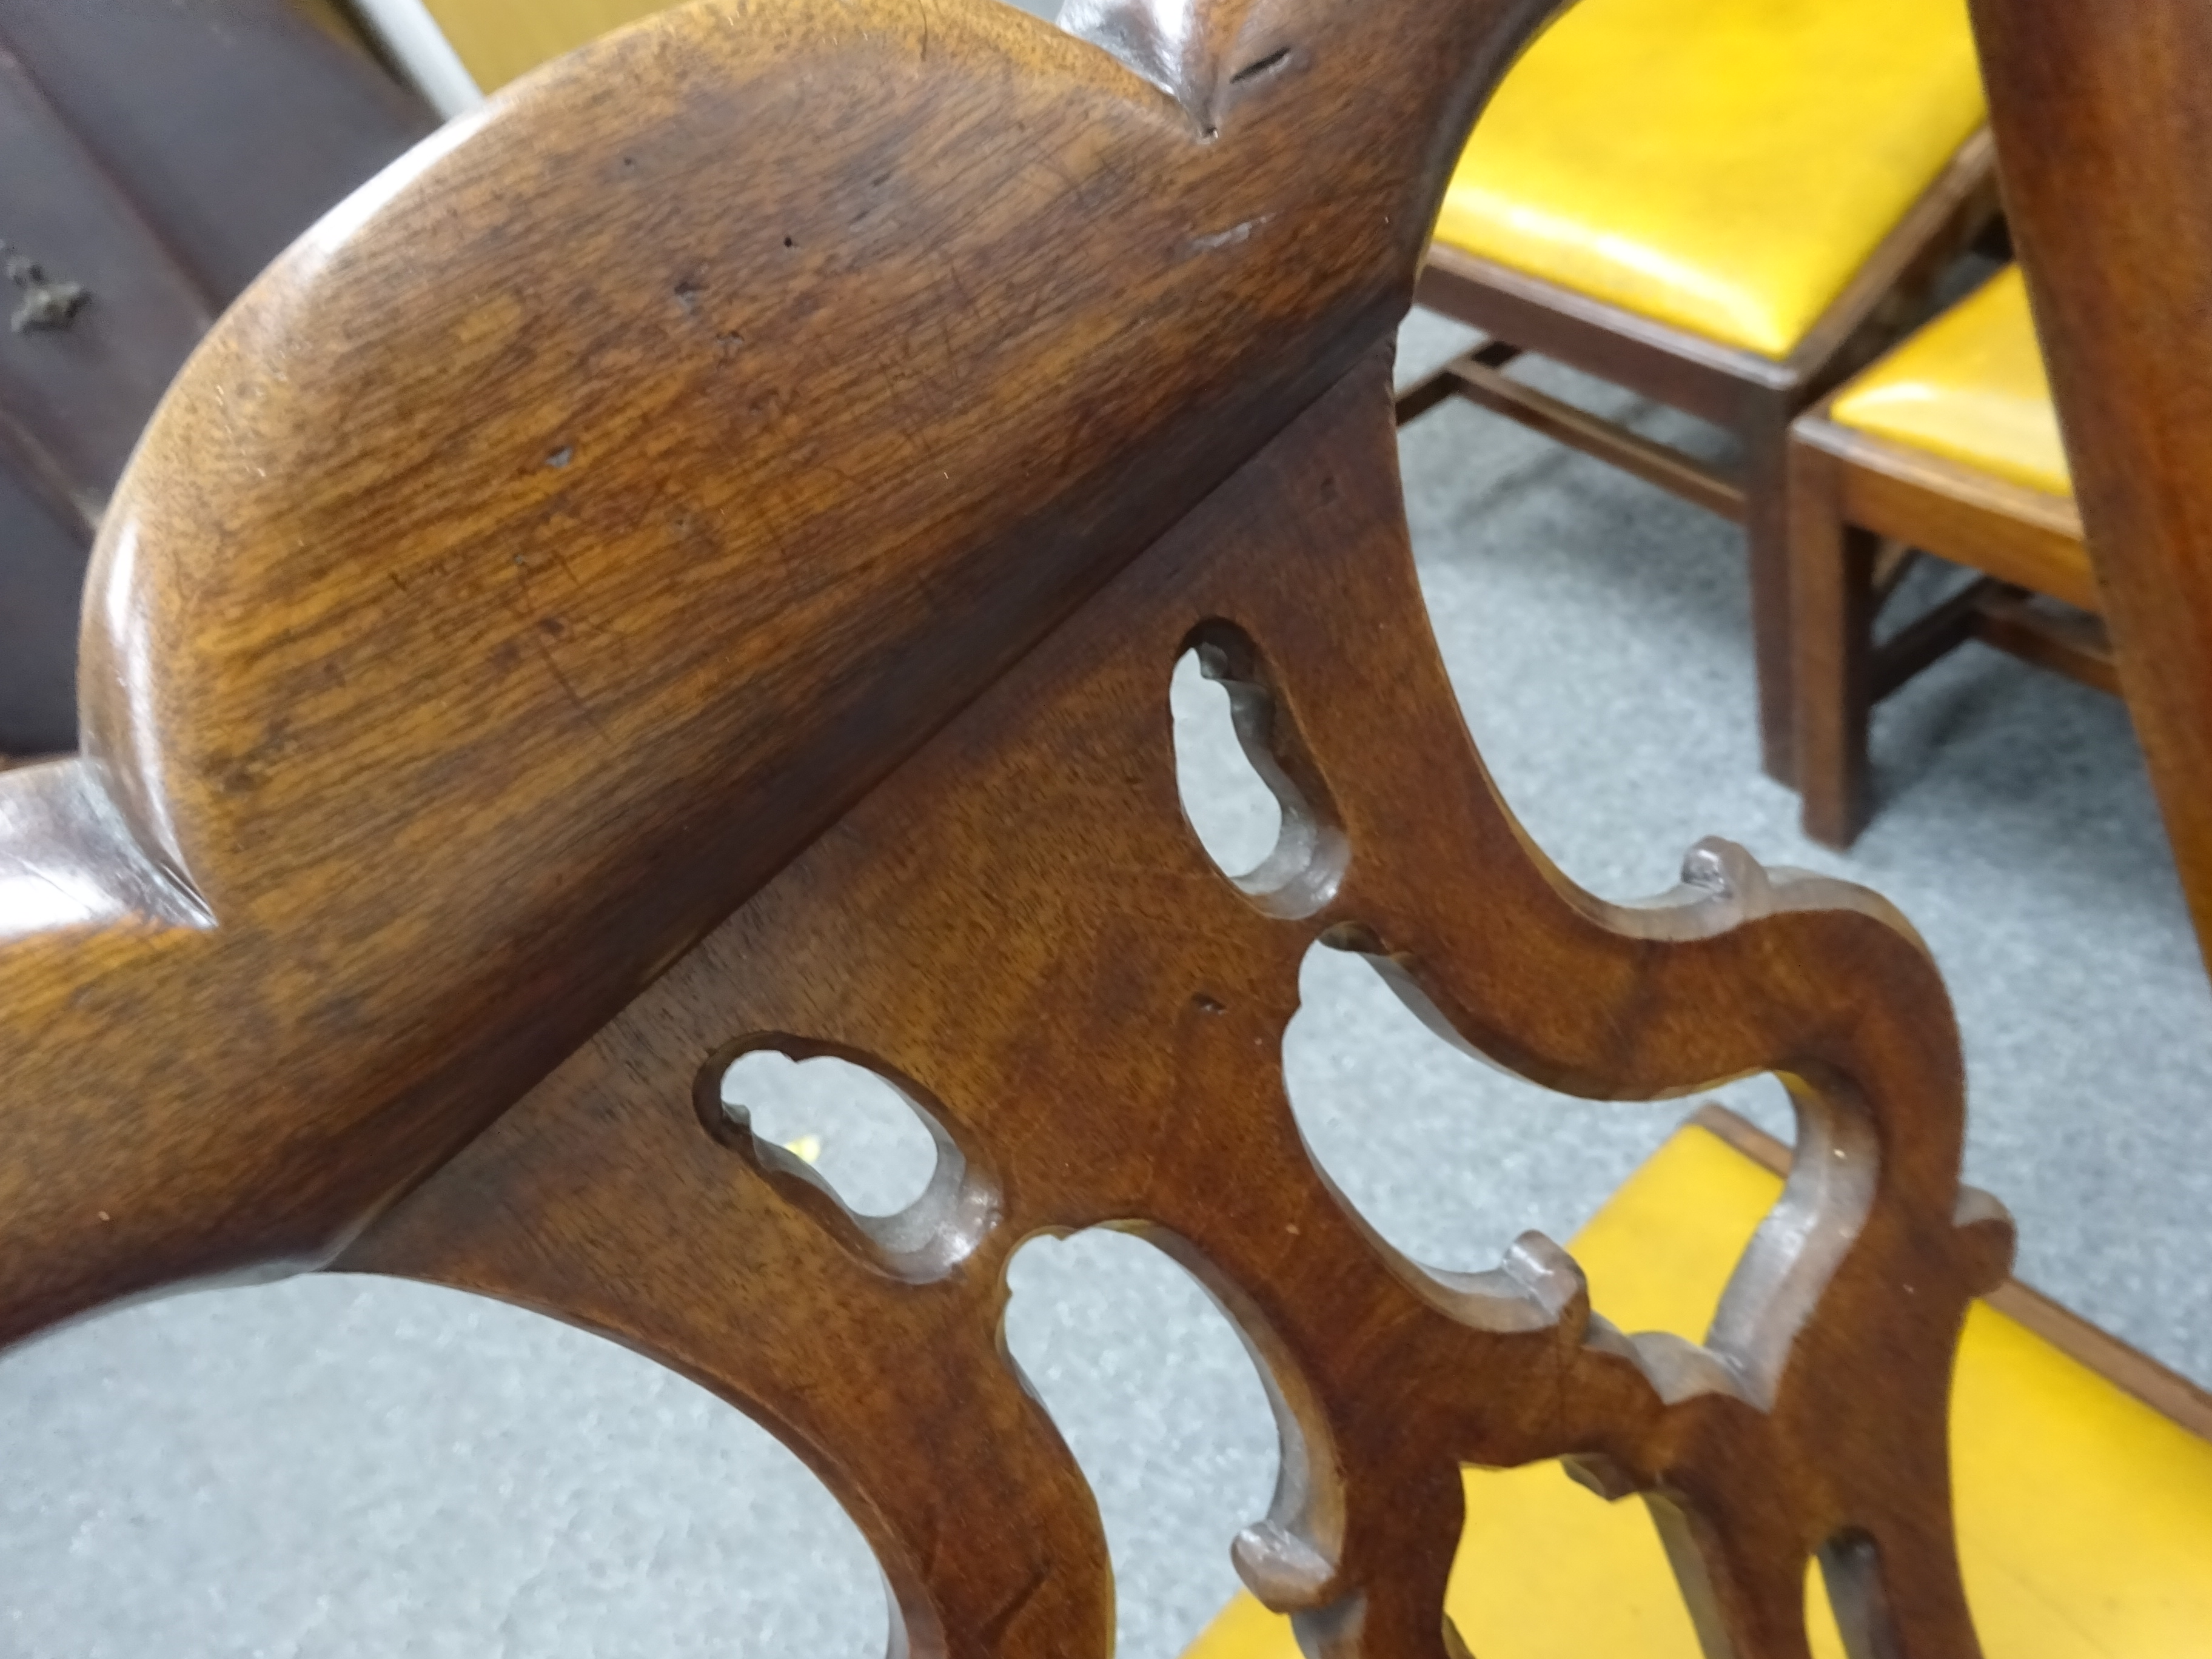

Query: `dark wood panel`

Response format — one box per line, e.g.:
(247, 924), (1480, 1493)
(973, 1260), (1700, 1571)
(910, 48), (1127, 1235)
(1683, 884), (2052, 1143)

(0, 0), (434, 303)
(0, 0), (437, 748)
(0, 460), (85, 754)
(0, 47), (215, 515)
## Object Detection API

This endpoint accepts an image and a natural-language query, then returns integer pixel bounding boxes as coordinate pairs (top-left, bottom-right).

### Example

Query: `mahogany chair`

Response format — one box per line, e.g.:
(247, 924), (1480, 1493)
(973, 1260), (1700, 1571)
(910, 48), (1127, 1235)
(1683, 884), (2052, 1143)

(1789, 266), (2107, 849)
(0, 0), (2207, 1655)
(1394, 0), (1999, 783)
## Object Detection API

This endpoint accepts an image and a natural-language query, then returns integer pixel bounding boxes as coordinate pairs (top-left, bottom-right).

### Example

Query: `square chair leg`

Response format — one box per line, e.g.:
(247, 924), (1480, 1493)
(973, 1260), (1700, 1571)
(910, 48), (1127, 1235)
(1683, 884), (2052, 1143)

(1790, 435), (1879, 847)
(1744, 397), (1801, 786)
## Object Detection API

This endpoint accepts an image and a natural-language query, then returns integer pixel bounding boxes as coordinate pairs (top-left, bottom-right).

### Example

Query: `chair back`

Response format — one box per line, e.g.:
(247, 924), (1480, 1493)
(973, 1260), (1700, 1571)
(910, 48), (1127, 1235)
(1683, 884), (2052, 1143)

(0, 2), (2013, 1653)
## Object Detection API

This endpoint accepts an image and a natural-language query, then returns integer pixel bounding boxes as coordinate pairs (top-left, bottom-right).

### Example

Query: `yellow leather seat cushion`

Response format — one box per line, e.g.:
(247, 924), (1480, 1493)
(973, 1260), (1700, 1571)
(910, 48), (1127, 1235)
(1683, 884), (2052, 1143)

(1829, 266), (2071, 497)
(1435, 0), (1986, 361)
(1184, 1119), (2212, 1659)
(418, 0), (674, 90)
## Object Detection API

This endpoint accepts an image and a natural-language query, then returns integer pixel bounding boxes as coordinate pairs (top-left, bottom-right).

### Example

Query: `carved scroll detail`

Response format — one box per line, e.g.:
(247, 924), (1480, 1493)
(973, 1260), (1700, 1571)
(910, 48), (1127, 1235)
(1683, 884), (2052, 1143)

(344, 350), (2010, 1659)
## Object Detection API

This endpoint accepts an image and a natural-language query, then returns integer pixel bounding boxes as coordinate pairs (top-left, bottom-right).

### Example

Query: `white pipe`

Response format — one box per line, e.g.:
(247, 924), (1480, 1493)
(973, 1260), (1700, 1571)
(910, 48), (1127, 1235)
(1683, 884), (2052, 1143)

(348, 0), (485, 120)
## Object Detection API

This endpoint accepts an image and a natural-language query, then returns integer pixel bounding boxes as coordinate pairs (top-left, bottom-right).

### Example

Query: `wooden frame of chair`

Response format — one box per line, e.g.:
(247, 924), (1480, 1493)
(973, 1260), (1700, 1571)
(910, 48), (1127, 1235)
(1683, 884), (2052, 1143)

(1692, 1103), (2212, 1440)
(13, 0), (2204, 1651)
(1395, 127), (2002, 785)
(1788, 403), (2111, 848)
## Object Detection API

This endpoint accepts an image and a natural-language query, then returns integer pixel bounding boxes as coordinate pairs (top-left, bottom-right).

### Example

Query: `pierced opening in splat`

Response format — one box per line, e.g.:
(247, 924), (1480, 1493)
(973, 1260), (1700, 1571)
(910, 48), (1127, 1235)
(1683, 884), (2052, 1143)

(702, 1038), (1000, 1280)
(1169, 620), (1348, 919)
(1000, 1228), (1278, 1659)
(1282, 933), (1792, 1279)
(717, 1047), (937, 1216)
(1273, 933), (1886, 1652)
(1808, 1532), (1884, 1659)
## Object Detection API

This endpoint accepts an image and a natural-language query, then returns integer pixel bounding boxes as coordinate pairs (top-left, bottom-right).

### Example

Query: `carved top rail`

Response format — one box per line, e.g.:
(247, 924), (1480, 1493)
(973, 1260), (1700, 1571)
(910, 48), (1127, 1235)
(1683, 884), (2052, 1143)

(0, 1), (2013, 1656)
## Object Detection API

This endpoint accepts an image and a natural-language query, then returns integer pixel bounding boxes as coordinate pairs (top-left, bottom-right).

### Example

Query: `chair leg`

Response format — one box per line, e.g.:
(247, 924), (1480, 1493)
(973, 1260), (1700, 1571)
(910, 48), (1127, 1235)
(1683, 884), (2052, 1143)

(1790, 438), (1879, 848)
(1743, 398), (1798, 785)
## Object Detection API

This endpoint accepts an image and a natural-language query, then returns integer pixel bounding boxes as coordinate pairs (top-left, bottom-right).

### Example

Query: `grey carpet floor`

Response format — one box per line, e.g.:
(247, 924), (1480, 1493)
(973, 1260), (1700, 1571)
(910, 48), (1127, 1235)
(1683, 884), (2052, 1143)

(4, 309), (2208, 1658)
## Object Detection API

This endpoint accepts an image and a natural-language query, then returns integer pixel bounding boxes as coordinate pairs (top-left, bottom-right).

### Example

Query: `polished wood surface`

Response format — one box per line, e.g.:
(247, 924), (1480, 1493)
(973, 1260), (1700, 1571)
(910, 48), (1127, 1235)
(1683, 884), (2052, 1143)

(1, 0), (2029, 1652)
(1969, 0), (2212, 974)
(0, 0), (1557, 1356)
(352, 352), (2011, 1658)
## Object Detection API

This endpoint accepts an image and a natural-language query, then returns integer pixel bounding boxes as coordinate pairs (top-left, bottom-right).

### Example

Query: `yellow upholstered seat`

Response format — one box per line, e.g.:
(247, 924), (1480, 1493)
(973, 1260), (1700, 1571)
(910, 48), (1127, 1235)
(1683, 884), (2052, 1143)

(1829, 266), (2071, 497)
(1184, 1120), (2212, 1659)
(414, 0), (674, 92)
(1435, 0), (1986, 360)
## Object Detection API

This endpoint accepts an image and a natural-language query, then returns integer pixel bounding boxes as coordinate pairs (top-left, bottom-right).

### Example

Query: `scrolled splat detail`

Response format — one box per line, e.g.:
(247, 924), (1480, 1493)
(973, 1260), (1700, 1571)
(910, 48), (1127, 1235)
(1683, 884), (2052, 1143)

(695, 1036), (1001, 1284)
(0, 0), (2016, 1647)
(1173, 619), (1349, 917)
(347, 355), (2008, 1659)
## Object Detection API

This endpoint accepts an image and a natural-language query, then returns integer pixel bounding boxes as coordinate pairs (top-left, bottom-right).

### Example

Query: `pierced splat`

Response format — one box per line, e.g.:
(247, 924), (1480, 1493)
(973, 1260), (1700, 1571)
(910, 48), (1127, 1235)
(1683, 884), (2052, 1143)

(344, 350), (2011, 1659)
(0, 0), (2017, 1651)
(1171, 620), (1348, 916)
(700, 1037), (1000, 1281)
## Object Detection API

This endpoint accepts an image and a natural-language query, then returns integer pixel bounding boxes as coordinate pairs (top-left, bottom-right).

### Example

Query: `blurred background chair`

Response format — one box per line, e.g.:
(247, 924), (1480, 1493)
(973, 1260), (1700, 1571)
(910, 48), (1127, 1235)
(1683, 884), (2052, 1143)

(7, 2), (2175, 1655)
(1789, 266), (2105, 850)
(0, 0), (434, 759)
(1395, 0), (1998, 782)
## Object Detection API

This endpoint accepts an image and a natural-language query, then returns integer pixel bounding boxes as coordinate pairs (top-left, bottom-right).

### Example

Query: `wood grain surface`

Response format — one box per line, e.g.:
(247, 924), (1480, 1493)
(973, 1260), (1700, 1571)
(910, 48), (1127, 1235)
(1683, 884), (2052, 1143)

(1, 0), (2024, 1653)
(348, 351), (2012, 1658)
(0, 0), (1554, 1350)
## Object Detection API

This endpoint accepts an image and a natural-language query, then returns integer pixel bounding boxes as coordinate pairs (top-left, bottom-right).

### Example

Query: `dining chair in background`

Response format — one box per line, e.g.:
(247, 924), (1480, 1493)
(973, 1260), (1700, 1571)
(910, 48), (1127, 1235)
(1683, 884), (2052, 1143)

(1396, 0), (1999, 782)
(1788, 266), (2105, 850)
